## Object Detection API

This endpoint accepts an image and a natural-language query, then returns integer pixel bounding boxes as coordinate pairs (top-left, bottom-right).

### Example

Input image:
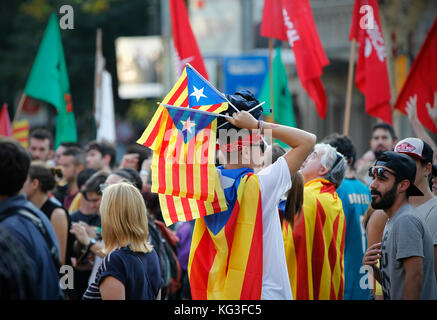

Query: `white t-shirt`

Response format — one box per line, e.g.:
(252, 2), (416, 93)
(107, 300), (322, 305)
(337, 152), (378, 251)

(256, 156), (293, 300)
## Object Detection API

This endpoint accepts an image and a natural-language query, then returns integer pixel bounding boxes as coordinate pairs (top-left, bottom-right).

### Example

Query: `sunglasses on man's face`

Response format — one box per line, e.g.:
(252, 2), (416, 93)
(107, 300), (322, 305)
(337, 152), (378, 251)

(368, 166), (397, 180)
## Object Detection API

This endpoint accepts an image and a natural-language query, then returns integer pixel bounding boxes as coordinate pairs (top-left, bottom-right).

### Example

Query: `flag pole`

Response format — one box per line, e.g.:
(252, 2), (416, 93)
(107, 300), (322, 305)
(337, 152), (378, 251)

(13, 93), (26, 124)
(343, 39), (356, 136)
(93, 28), (103, 125)
(268, 38), (274, 120)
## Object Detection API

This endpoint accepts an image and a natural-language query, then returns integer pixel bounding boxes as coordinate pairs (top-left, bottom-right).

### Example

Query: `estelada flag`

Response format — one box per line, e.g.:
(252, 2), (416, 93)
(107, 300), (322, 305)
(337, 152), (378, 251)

(170, 0), (209, 79)
(260, 0), (329, 119)
(189, 171), (263, 300)
(393, 17), (437, 134)
(350, 0), (392, 124)
(137, 64), (228, 225)
(0, 104), (12, 137)
(283, 179), (346, 300)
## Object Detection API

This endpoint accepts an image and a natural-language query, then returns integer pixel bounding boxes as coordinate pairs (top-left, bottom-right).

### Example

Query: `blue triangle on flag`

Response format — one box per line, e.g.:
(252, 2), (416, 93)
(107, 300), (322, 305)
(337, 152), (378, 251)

(186, 67), (227, 107)
(166, 106), (217, 144)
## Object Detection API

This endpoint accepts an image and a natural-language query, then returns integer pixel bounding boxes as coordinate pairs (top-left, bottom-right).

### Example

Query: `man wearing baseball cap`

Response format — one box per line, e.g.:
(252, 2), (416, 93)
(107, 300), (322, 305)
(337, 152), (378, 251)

(431, 164), (437, 196)
(363, 151), (437, 300)
(394, 137), (437, 281)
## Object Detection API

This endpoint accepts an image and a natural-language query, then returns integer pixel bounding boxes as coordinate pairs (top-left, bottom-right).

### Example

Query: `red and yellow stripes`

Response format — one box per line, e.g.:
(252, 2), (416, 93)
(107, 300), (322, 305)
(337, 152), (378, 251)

(188, 174), (263, 300)
(12, 119), (30, 148)
(283, 178), (346, 300)
(137, 67), (228, 225)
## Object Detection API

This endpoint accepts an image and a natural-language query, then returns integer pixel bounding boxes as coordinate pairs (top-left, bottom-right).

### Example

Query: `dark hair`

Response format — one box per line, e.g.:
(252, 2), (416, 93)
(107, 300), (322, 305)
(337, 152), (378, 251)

(0, 226), (38, 299)
(29, 128), (54, 150)
(86, 140), (117, 169)
(284, 172), (304, 227)
(121, 168), (143, 192)
(217, 90), (263, 131)
(0, 137), (31, 196)
(81, 171), (109, 198)
(28, 163), (62, 193)
(372, 123), (397, 141)
(62, 146), (85, 167)
(125, 144), (152, 171)
(143, 191), (163, 222)
(59, 141), (81, 149)
(271, 143), (286, 164)
(76, 168), (98, 191)
(324, 134), (357, 169)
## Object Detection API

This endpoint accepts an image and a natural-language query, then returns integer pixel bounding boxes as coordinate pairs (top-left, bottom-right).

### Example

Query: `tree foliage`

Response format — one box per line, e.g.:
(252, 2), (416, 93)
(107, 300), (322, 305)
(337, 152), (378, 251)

(0, 0), (161, 144)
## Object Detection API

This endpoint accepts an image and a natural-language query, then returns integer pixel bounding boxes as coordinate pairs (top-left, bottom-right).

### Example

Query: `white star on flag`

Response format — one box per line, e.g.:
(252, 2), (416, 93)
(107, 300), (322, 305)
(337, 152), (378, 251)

(190, 86), (207, 102)
(181, 117), (196, 134)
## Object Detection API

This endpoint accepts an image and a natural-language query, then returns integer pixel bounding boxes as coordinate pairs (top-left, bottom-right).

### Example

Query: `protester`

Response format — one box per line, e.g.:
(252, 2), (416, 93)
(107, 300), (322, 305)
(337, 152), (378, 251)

(432, 164), (437, 196)
(67, 168), (97, 214)
(54, 147), (85, 209)
(0, 225), (38, 299)
(22, 162), (74, 266)
(394, 138), (437, 278)
(325, 134), (372, 300)
(54, 142), (81, 167)
(83, 182), (162, 300)
(281, 171), (304, 228)
(188, 90), (316, 300)
(119, 143), (152, 172)
(363, 207), (388, 300)
(283, 143), (347, 299)
(28, 128), (54, 162)
(85, 140), (116, 172)
(69, 171), (108, 300)
(0, 137), (62, 299)
(356, 123), (398, 185)
(405, 95), (437, 163)
(363, 151), (437, 300)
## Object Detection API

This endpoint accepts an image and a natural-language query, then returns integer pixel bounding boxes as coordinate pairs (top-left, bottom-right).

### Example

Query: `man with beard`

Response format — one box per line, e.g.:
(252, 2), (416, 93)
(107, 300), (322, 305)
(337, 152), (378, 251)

(356, 124), (398, 185)
(363, 151), (437, 300)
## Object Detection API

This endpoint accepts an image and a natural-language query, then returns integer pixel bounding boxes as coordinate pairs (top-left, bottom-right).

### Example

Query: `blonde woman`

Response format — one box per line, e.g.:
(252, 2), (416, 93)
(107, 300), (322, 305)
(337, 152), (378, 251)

(82, 182), (162, 300)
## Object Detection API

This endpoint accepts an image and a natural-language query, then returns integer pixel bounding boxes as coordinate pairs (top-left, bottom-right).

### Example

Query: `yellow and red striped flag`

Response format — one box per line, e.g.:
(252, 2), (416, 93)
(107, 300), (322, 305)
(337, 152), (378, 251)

(283, 178), (346, 300)
(12, 119), (30, 148)
(137, 64), (228, 225)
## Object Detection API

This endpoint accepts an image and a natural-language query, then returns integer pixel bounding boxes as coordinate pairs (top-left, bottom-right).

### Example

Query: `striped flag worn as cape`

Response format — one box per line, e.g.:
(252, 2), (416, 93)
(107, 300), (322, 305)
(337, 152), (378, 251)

(282, 178), (346, 300)
(137, 64), (228, 226)
(189, 170), (263, 300)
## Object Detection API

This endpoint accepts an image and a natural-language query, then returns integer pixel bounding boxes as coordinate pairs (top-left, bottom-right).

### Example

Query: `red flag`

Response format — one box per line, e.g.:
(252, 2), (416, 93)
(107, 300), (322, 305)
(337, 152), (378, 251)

(169, 0), (209, 79)
(393, 17), (437, 134)
(0, 104), (12, 137)
(260, 0), (286, 40)
(350, 0), (392, 124)
(260, 0), (329, 119)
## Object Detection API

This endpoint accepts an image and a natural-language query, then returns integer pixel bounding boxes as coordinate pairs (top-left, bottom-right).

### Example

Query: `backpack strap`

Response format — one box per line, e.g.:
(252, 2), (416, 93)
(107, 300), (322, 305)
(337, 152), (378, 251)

(0, 207), (62, 272)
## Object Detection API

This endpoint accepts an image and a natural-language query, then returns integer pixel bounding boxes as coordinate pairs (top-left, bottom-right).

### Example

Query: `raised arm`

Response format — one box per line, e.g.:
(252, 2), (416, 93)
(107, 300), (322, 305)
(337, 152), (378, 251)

(227, 111), (316, 176)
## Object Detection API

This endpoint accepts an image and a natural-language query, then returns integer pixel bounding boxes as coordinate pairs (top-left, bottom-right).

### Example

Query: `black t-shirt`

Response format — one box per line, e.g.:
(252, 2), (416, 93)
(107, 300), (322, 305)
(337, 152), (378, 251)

(83, 246), (162, 300)
(70, 210), (101, 227)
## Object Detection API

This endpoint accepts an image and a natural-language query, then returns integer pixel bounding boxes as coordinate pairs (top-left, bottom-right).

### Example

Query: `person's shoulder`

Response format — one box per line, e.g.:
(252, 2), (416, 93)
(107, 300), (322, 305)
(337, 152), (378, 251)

(397, 206), (425, 229)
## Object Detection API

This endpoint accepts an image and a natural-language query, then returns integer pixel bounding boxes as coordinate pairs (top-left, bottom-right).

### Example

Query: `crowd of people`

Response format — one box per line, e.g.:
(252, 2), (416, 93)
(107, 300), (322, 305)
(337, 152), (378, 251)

(0, 90), (436, 300)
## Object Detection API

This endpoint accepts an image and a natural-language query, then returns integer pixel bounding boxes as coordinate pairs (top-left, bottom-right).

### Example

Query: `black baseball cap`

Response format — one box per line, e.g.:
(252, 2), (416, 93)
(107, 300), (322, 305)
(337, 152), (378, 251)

(374, 151), (424, 196)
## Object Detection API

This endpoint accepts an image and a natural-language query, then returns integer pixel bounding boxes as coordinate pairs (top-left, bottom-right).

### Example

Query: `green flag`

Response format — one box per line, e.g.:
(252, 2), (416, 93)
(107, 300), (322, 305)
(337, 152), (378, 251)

(24, 13), (77, 148)
(259, 46), (296, 147)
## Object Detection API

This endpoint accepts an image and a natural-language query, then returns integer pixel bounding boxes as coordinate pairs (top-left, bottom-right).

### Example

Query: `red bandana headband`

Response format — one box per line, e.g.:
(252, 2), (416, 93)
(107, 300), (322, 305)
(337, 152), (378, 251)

(217, 133), (263, 153)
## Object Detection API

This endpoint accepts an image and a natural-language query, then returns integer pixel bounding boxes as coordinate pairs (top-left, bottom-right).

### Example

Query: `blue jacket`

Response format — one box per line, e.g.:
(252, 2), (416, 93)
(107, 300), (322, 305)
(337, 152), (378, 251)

(0, 194), (62, 299)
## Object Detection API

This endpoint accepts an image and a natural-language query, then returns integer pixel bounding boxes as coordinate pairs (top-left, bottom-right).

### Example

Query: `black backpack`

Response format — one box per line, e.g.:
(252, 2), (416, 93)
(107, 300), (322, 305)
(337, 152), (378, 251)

(147, 220), (172, 298)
